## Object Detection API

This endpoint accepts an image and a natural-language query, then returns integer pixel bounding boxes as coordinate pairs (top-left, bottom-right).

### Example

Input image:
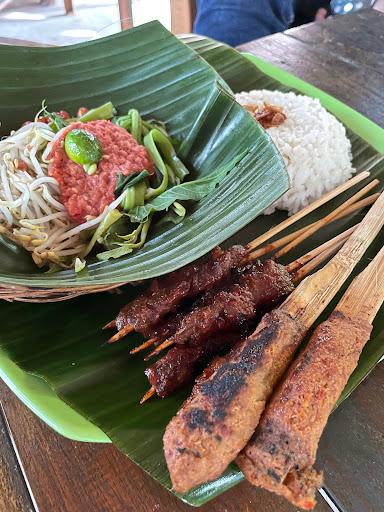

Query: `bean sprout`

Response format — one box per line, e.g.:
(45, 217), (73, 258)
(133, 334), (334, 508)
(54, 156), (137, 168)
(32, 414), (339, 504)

(0, 123), (122, 268)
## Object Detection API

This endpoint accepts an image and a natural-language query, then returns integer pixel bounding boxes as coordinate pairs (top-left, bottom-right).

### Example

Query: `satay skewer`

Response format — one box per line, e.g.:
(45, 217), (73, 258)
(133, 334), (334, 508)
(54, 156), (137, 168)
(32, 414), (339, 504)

(107, 324), (135, 344)
(238, 245), (384, 510)
(130, 338), (158, 355)
(140, 386), (156, 404)
(143, 223), (360, 360)
(163, 190), (384, 494)
(105, 174), (375, 342)
(139, 223), (363, 401)
(127, 226), (359, 357)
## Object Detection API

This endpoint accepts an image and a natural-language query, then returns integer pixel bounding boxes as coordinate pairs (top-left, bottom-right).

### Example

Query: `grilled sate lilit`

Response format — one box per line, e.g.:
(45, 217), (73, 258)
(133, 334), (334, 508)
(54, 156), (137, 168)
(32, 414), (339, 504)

(237, 245), (384, 510)
(163, 309), (305, 493)
(237, 311), (372, 510)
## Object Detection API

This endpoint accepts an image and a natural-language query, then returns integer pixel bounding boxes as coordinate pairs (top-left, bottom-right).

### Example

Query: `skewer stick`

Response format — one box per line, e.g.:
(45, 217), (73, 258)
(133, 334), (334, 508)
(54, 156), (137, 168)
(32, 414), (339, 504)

(130, 338), (158, 355)
(103, 320), (116, 330)
(140, 386), (156, 404)
(282, 190), (384, 329)
(274, 179), (379, 259)
(245, 171), (370, 253)
(337, 245), (384, 323)
(107, 324), (135, 343)
(145, 339), (174, 360)
(286, 224), (357, 274)
(292, 239), (347, 284)
(247, 193), (379, 261)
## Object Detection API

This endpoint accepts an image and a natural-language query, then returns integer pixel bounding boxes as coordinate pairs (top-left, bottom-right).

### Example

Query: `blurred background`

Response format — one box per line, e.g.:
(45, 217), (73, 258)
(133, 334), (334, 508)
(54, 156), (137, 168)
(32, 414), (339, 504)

(0, 0), (383, 46)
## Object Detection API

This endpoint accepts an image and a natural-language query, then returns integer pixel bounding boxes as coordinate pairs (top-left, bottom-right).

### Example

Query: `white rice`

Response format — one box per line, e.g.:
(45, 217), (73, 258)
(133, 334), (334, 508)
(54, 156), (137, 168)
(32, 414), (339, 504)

(235, 89), (354, 215)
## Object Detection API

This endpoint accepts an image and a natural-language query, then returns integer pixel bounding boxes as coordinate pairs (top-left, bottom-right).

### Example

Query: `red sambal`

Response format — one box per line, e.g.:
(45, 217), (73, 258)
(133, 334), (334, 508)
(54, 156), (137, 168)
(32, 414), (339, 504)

(48, 120), (154, 223)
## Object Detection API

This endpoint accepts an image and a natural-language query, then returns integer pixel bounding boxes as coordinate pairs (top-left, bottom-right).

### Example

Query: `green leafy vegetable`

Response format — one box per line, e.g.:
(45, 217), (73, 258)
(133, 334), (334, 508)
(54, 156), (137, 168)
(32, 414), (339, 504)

(78, 101), (115, 122)
(129, 152), (247, 223)
(122, 181), (147, 212)
(144, 129), (189, 198)
(74, 258), (86, 273)
(49, 111), (67, 132)
(82, 209), (123, 258)
(97, 216), (153, 261)
(156, 201), (186, 227)
(114, 170), (150, 197)
(37, 100), (66, 132)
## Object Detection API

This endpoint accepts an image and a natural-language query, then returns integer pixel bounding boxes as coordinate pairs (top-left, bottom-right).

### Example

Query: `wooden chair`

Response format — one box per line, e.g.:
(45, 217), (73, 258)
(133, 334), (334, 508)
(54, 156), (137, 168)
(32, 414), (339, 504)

(170, 0), (196, 33)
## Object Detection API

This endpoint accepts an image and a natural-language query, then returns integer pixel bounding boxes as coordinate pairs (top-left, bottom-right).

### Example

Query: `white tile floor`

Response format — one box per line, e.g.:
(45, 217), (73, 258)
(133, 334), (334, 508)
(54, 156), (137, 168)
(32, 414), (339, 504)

(0, 0), (171, 46)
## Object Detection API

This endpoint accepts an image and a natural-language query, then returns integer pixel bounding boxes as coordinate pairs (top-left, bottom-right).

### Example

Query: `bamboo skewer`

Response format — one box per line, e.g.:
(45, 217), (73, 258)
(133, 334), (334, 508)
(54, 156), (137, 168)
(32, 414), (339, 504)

(291, 240), (348, 284)
(273, 179), (379, 259)
(103, 320), (116, 330)
(286, 224), (357, 274)
(107, 324), (135, 343)
(245, 171), (370, 253)
(336, 245), (384, 323)
(130, 338), (158, 355)
(105, 174), (374, 342)
(248, 192), (379, 261)
(140, 386), (156, 404)
(281, 190), (384, 329)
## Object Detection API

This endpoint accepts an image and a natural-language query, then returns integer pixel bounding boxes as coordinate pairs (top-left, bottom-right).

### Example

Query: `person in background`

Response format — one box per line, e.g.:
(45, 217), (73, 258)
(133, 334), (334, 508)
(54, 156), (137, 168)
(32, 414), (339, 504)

(292, 0), (331, 26)
(193, 0), (295, 47)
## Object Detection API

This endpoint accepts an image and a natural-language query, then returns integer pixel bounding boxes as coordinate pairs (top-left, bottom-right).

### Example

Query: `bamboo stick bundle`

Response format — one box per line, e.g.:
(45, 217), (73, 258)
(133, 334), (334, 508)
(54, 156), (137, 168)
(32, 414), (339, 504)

(163, 191), (384, 494)
(238, 245), (384, 510)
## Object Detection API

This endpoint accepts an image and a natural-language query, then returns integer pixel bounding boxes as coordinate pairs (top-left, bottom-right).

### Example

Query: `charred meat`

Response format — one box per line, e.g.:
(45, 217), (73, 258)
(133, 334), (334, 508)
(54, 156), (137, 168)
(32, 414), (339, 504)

(159, 260), (294, 348)
(115, 246), (247, 336)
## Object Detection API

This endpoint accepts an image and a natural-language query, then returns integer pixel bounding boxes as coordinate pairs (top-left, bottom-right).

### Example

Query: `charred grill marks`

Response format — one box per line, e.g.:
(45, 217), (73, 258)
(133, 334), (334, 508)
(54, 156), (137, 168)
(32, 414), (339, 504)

(198, 321), (279, 419)
(186, 409), (214, 434)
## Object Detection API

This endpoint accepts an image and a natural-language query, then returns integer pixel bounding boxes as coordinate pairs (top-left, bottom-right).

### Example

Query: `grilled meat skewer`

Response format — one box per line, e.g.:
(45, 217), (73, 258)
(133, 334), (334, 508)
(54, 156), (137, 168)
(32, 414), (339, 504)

(147, 260), (294, 358)
(237, 246), (384, 510)
(142, 224), (359, 398)
(163, 192), (384, 494)
(115, 246), (246, 338)
(145, 329), (245, 398)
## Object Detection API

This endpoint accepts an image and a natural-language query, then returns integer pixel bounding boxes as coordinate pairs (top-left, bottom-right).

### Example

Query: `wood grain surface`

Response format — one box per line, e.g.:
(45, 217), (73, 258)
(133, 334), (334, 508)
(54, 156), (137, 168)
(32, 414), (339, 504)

(1, 8), (384, 512)
(0, 404), (34, 512)
(0, 382), (330, 512)
(239, 9), (384, 128)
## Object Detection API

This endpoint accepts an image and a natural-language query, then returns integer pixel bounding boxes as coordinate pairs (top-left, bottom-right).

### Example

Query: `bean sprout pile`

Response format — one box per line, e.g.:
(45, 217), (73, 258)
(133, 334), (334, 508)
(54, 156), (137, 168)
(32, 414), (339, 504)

(0, 121), (124, 269)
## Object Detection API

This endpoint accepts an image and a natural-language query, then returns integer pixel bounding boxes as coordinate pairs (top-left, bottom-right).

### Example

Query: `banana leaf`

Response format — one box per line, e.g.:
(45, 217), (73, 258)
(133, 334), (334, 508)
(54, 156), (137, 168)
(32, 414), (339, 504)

(0, 21), (288, 286)
(0, 30), (384, 508)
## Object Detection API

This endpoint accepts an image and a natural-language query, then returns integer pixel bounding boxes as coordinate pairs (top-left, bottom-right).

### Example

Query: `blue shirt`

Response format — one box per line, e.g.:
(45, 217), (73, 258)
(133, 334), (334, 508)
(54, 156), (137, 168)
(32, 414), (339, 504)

(193, 0), (295, 46)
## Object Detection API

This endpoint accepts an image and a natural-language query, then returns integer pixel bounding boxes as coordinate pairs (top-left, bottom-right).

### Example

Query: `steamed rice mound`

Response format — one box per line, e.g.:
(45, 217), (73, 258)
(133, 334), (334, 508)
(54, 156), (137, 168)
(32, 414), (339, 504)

(235, 90), (354, 215)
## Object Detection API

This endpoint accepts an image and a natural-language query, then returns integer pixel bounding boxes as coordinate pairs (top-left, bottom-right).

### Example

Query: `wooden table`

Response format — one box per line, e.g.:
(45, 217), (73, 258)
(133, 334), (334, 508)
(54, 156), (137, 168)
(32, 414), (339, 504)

(1, 9), (383, 512)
